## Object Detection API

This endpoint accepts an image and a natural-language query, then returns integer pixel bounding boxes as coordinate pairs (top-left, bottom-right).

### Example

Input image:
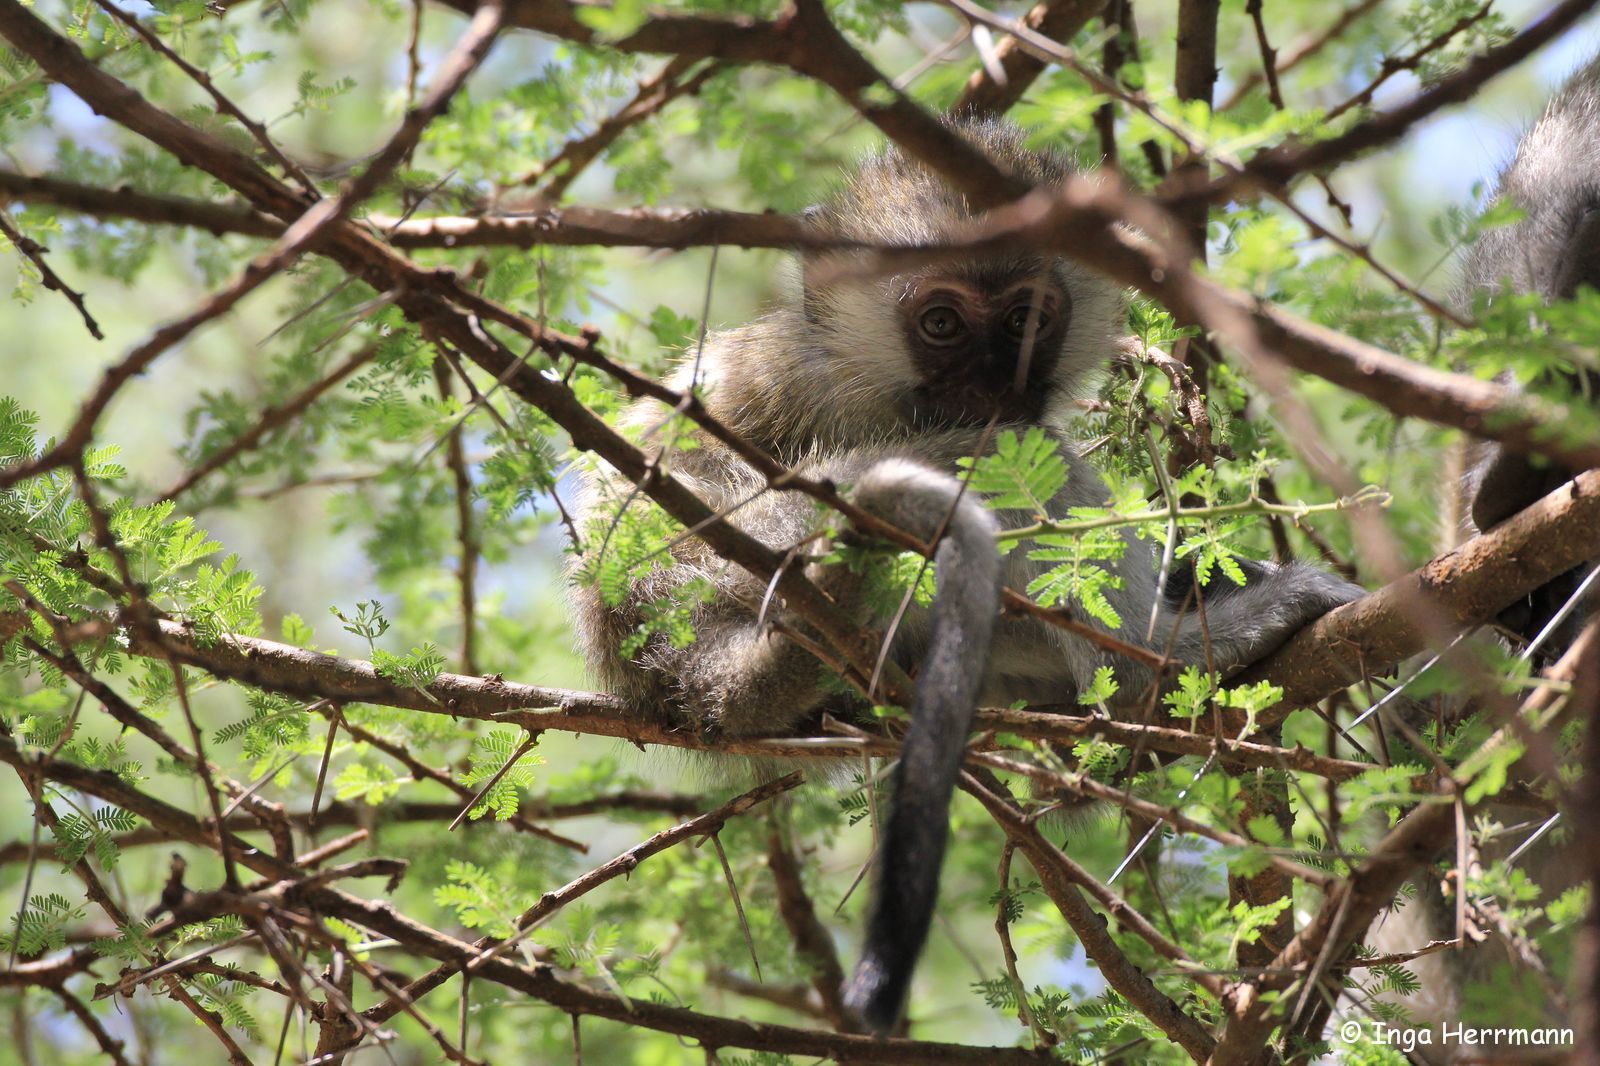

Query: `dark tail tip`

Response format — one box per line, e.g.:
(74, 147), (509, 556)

(842, 954), (905, 1036)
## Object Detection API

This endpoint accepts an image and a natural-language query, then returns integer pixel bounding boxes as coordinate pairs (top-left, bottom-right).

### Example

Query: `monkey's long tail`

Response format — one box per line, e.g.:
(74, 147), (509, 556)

(840, 462), (1001, 1035)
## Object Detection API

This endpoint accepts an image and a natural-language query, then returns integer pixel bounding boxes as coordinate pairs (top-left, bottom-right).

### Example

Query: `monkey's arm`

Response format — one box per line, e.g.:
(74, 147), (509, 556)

(1153, 557), (1365, 673)
(573, 450), (1000, 738)
(1008, 454), (1365, 701)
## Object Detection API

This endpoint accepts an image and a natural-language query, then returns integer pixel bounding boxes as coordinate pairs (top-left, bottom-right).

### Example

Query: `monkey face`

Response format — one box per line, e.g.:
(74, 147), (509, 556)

(895, 266), (1070, 429)
(797, 251), (1117, 446)
(793, 120), (1126, 444)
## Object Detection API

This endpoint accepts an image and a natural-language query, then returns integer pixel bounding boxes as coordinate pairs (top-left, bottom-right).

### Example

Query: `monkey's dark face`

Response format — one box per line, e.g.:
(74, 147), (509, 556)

(896, 272), (1070, 429)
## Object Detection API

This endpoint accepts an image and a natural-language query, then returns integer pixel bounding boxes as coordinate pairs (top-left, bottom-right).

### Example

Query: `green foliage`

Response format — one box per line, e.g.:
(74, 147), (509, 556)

(1162, 666), (1216, 721)
(172, 915), (249, 948)
(333, 759), (402, 805)
(373, 640), (446, 694)
(213, 690), (311, 759)
(828, 543), (937, 617)
(620, 576), (715, 658)
(0, 1), (1589, 1060)
(958, 427), (1071, 515)
(461, 728), (543, 821)
(434, 858), (530, 937)
(574, 488), (687, 608)
(1226, 896), (1292, 958)
(2, 893), (86, 958)
(192, 968), (263, 1038)
(1077, 664), (1118, 707)
(49, 806), (139, 870)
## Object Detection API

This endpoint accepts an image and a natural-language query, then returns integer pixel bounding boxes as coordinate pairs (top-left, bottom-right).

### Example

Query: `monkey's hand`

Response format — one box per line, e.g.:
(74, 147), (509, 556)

(1158, 557), (1366, 675)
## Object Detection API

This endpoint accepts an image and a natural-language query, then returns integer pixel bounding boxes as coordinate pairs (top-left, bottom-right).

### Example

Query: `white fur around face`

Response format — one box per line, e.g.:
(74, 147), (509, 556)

(811, 280), (919, 397)
(806, 281), (921, 435)
(1042, 261), (1125, 428)
(797, 259), (1125, 440)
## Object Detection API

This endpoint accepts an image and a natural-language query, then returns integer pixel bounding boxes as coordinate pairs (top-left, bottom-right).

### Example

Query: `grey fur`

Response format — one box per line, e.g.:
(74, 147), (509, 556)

(1460, 54), (1600, 643)
(570, 120), (1362, 1033)
(1460, 54), (1600, 302)
(1355, 55), (1600, 1055)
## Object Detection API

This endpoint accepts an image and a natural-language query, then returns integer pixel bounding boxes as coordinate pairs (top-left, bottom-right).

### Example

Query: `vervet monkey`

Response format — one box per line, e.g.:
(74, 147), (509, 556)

(1461, 54), (1600, 646)
(1357, 56), (1600, 1056)
(570, 119), (1362, 1034)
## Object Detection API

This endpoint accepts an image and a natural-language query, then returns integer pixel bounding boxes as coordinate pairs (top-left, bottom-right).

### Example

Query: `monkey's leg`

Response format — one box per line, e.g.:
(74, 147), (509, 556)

(619, 456), (999, 741)
(1471, 449), (1596, 652)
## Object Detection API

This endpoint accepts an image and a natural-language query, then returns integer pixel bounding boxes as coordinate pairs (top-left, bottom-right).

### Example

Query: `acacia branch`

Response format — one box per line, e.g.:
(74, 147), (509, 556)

(966, 771), (1226, 998)
(160, 342), (379, 502)
(1570, 622), (1600, 1064)
(311, 707), (586, 851)
(1217, 0), (1384, 111)
(1209, 627), (1599, 1063)
(952, 0), (1107, 116)
(1243, 0), (1284, 109)
(383, 205), (821, 248)
(0, 169), (280, 235)
(961, 772), (1217, 1061)
(354, 773), (803, 1039)
(432, 360), (479, 675)
(514, 55), (720, 199)
(972, 752), (1333, 889)
(0, 794), (700, 866)
(312, 879), (1052, 1065)
(0, 730), (1049, 1065)
(4, 749), (255, 1064)
(52, 986), (133, 1066)
(0, 605), (1302, 775)
(707, 970), (830, 1020)
(1208, 793), (1456, 1064)
(766, 823), (851, 1030)
(90, 0), (318, 194)
(0, 208), (101, 339)
(0, 0), (506, 492)
(0, 247), (286, 492)
(1239, 468), (1600, 718)
(422, 0), (1032, 209)
(1183, 0), (1599, 204)
(1320, 2), (1493, 123)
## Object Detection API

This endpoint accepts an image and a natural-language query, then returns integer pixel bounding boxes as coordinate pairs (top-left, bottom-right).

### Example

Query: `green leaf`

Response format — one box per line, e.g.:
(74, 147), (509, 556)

(957, 428), (1069, 515)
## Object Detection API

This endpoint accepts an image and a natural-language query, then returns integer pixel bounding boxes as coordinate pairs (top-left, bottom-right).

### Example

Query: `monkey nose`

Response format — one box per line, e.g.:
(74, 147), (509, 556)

(983, 342), (1023, 386)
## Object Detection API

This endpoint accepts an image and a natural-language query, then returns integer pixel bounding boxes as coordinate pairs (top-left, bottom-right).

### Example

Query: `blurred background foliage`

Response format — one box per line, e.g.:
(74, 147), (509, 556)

(2, 0), (1598, 1061)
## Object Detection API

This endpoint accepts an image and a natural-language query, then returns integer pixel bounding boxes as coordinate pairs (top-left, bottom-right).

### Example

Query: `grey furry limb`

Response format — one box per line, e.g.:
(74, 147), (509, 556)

(838, 461), (1002, 1034)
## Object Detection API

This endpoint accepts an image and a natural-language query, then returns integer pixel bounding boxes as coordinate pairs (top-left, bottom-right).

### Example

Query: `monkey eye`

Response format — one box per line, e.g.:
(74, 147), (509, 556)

(1001, 301), (1053, 339)
(918, 305), (966, 344)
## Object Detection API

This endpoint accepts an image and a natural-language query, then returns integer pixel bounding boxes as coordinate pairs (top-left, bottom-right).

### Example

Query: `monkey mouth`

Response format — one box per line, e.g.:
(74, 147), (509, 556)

(904, 336), (1061, 431)
(902, 382), (1048, 430)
